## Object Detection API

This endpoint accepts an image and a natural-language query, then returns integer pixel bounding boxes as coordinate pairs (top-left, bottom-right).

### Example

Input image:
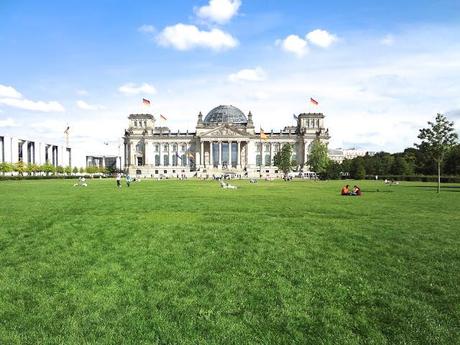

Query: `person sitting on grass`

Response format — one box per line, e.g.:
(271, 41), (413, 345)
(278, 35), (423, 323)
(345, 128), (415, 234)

(351, 185), (362, 196)
(341, 184), (350, 195)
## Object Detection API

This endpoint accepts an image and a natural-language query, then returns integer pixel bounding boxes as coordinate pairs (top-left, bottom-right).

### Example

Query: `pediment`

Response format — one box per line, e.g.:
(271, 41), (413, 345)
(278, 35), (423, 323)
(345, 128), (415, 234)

(200, 125), (248, 138)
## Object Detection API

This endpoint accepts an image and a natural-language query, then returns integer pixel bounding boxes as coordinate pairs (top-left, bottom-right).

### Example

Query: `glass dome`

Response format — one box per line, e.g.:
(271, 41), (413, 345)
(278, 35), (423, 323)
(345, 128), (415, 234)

(203, 105), (247, 124)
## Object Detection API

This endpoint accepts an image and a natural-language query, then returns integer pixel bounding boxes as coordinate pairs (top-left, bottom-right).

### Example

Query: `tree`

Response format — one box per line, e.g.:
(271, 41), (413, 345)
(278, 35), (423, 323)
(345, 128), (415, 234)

(273, 144), (294, 177)
(13, 161), (26, 176)
(72, 166), (79, 174)
(41, 162), (55, 176)
(79, 167), (85, 174)
(444, 144), (460, 175)
(0, 162), (13, 176)
(416, 113), (458, 193)
(64, 166), (72, 175)
(56, 165), (64, 174)
(350, 158), (366, 179)
(324, 160), (342, 180)
(307, 138), (330, 175)
(391, 156), (413, 176)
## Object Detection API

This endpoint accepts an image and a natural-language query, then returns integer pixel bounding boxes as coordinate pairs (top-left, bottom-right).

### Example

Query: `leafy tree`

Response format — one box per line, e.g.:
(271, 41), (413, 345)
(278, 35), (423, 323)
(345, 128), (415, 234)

(443, 144), (460, 176)
(27, 163), (40, 176)
(72, 166), (79, 174)
(0, 162), (13, 176)
(14, 161), (26, 176)
(416, 113), (458, 193)
(307, 138), (330, 174)
(79, 167), (85, 174)
(273, 144), (294, 177)
(324, 160), (342, 180)
(391, 156), (413, 175)
(64, 166), (72, 175)
(41, 162), (55, 176)
(350, 158), (366, 179)
(56, 165), (64, 174)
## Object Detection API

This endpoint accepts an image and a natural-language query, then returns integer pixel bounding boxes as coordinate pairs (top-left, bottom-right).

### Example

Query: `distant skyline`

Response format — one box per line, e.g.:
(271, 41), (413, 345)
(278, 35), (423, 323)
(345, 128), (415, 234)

(1, 0), (460, 166)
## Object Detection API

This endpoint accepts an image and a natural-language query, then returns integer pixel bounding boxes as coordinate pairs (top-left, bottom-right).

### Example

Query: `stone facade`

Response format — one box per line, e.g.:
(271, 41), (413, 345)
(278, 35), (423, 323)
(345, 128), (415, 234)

(123, 105), (330, 178)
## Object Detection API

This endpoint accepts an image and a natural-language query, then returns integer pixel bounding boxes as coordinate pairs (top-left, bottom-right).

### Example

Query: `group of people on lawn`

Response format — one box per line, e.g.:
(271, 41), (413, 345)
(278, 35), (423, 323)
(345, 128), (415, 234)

(341, 184), (361, 196)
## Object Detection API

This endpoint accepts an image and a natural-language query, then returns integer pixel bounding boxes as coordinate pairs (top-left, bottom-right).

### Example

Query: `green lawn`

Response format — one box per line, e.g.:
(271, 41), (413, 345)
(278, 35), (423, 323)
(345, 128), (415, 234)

(0, 179), (459, 344)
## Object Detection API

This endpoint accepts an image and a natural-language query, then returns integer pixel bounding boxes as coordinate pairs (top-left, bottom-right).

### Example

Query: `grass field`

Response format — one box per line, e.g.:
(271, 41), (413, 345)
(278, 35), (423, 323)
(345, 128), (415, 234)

(0, 179), (459, 344)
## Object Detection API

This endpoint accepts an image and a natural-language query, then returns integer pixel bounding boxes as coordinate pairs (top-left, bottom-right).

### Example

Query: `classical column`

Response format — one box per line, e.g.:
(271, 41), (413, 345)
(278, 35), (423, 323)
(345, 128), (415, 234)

(218, 141), (222, 167)
(159, 142), (163, 166)
(200, 141), (204, 167)
(227, 141), (231, 167)
(269, 143), (272, 167)
(237, 141), (241, 168)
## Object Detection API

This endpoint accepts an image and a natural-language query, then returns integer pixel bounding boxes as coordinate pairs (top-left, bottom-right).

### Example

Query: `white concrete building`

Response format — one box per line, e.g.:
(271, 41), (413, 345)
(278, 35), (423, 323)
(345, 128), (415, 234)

(0, 135), (71, 167)
(86, 155), (122, 171)
(328, 147), (374, 163)
(123, 105), (330, 178)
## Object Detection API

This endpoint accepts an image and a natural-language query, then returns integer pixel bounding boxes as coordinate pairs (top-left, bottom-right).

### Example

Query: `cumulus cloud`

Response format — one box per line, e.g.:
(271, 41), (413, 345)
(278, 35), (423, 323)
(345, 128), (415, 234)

(0, 118), (18, 127)
(381, 34), (395, 46)
(0, 84), (22, 98)
(195, 0), (241, 24)
(305, 29), (338, 48)
(156, 23), (238, 51)
(228, 67), (267, 82)
(138, 24), (156, 33)
(0, 98), (65, 112)
(276, 35), (309, 57)
(118, 82), (157, 95)
(76, 100), (106, 110)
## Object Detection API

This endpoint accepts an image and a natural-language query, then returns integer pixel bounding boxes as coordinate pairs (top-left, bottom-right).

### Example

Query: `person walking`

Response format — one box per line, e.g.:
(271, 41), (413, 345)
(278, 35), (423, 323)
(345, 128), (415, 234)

(126, 174), (132, 187)
(116, 173), (122, 189)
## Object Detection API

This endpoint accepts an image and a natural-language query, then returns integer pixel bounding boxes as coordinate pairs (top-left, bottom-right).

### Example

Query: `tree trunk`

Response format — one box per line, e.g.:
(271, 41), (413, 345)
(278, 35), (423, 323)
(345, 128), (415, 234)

(437, 160), (441, 193)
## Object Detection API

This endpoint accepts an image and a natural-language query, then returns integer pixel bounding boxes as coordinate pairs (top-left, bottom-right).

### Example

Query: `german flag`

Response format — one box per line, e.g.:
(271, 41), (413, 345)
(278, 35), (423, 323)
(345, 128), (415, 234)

(260, 128), (268, 140)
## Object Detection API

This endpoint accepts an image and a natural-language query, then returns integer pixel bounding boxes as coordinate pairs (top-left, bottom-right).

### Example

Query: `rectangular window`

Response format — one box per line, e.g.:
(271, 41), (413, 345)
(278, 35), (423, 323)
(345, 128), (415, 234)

(163, 155), (169, 166)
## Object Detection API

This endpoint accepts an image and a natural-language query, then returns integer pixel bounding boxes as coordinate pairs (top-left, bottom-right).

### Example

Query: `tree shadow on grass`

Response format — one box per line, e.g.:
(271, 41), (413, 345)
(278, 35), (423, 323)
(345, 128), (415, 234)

(405, 185), (460, 192)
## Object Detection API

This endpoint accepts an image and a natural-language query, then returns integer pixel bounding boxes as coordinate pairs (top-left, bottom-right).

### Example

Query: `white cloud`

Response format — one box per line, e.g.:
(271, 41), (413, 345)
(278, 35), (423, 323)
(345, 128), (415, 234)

(228, 67), (267, 82)
(138, 24), (156, 33)
(0, 84), (22, 98)
(195, 0), (241, 24)
(76, 100), (106, 110)
(156, 23), (238, 51)
(305, 29), (338, 48)
(0, 98), (65, 112)
(118, 82), (157, 95)
(381, 34), (395, 46)
(0, 118), (18, 127)
(277, 35), (309, 57)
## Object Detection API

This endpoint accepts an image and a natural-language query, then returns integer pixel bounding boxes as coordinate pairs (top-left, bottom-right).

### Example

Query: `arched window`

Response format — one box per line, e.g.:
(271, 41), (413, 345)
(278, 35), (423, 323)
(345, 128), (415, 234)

(163, 144), (168, 152)
(265, 154), (271, 166)
(256, 154), (262, 166)
(154, 144), (159, 152)
(264, 144), (270, 151)
(172, 144), (177, 151)
(135, 141), (144, 153)
(181, 144), (186, 151)
(163, 154), (169, 166)
(134, 120), (138, 127)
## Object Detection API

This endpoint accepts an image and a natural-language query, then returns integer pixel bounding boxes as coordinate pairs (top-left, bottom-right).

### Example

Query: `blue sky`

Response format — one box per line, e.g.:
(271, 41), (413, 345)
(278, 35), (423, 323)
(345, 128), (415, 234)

(1, 0), (460, 166)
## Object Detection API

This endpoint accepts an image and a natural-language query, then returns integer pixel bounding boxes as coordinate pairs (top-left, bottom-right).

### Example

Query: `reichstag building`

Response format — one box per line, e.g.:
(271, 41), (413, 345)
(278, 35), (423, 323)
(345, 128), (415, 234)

(123, 105), (330, 178)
